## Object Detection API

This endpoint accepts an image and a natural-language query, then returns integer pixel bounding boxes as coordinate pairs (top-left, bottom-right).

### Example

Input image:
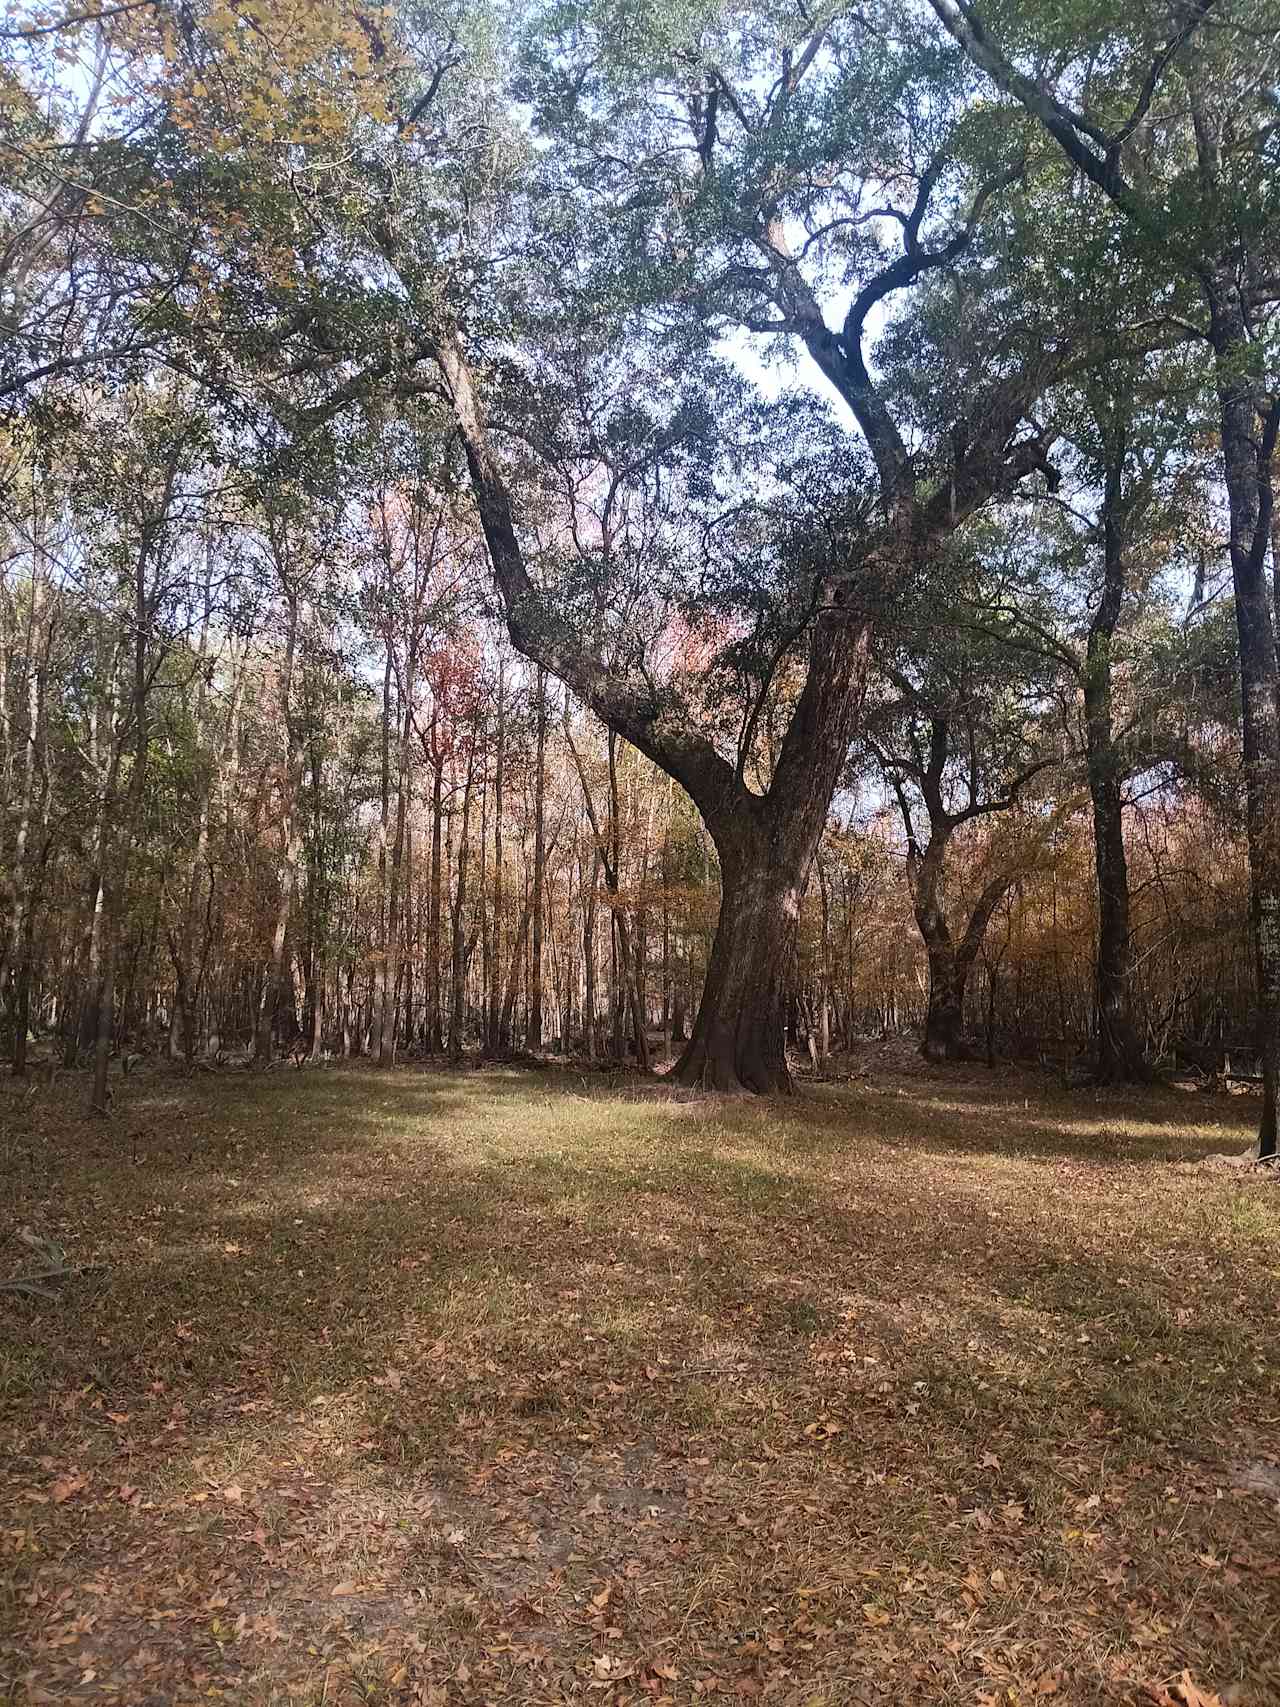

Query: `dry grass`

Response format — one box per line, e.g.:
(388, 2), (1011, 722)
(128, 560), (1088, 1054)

(1, 1051), (1278, 1706)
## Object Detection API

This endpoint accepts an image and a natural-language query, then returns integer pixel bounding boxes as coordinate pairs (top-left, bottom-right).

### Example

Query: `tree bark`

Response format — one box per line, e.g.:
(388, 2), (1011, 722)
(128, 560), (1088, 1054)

(670, 812), (803, 1091)
(379, 655), (413, 1066)
(528, 667), (546, 1050)
(582, 846), (599, 1056)
(487, 660), (505, 1051)
(426, 720), (444, 1051)
(448, 740), (476, 1062)
(374, 652), (394, 1062)
(1085, 449), (1149, 1083)
(920, 938), (965, 1062)
(255, 590), (304, 1066)
(7, 570), (45, 1074)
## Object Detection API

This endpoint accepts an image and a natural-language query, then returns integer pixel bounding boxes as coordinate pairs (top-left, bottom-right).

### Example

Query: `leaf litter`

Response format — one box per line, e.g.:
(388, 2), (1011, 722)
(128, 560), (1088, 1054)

(2, 1059), (1278, 1703)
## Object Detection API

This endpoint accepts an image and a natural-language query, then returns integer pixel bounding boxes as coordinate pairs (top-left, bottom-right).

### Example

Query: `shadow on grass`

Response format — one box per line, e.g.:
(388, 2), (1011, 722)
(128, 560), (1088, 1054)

(4, 1063), (1270, 1441)
(5, 1063), (1280, 1705)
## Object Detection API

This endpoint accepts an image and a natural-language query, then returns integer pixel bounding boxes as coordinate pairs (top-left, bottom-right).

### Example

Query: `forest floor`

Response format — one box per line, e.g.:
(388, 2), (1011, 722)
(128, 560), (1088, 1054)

(2, 1050), (1278, 1707)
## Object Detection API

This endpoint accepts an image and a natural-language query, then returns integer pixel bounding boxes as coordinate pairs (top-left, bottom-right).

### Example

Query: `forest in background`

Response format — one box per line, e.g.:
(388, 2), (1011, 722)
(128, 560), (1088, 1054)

(1, 0), (1278, 1127)
(0, 487), (1260, 1086)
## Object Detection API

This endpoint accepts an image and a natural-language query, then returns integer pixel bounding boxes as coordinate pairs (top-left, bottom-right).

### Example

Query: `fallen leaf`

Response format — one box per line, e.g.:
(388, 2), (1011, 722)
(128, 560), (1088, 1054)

(1174, 1674), (1224, 1707)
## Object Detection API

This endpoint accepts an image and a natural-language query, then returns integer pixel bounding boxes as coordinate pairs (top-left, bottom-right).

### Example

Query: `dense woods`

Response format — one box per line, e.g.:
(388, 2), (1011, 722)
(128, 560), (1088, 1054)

(0, 493), (1261, 1085)
(2, 0), (1278, 1132)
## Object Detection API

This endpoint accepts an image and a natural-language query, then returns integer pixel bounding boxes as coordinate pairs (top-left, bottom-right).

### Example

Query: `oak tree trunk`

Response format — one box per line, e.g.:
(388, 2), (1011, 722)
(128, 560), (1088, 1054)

(670, 816), (802, 1092)
(921, 938), (968, 1062)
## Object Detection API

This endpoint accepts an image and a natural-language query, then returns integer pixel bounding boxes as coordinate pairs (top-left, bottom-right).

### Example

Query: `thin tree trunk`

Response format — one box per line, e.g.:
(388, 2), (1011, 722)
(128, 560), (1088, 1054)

(255, 591), (304, 1066)
(8, 573), (44, 1074)
(428, 720), (444, 1051)
(1086, 447), (1149, 1082)
(380, 657), (413, 1066)
(488, 659), (505, 1050)
(375, 652), (394, 1062)
(449, 741), (476, 1061)
(528, 667), (547, 1050)
(90, 448), (182, 1115)
(583, 847), (598, 1057)
(499, 889), (533, 1046)
(923, 8), (1280, 1148)
(1209, 287), (1280, 1156)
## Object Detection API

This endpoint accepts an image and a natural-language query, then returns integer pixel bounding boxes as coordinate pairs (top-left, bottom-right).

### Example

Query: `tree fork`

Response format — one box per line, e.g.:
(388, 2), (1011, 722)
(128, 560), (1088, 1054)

(435, 335), (875, 1093)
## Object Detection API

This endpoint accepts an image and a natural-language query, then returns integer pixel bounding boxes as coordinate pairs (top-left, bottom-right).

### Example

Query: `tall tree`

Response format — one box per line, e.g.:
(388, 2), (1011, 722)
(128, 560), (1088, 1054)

(867, 611), (1064, 1058)
(926, 0), (1280, 1150)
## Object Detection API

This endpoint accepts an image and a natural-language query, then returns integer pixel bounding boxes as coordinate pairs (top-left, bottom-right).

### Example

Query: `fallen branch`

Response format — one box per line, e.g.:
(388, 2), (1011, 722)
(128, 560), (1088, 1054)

(1, 1227), (105, 1302)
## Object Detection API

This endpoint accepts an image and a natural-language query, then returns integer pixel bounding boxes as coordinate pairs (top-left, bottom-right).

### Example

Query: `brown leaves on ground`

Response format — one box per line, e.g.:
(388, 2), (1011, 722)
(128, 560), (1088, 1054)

(2, 1057), (1278, 1704)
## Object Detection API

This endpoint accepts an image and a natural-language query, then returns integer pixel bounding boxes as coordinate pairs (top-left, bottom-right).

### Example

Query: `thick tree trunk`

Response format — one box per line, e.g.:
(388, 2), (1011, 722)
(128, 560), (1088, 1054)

(906, 820), (966, 1063)
(665, 608), (876, 1092)
(921, 937), (968, 1062)
(670, 816), (802, 1092)
(914, 853), (1025, 1066)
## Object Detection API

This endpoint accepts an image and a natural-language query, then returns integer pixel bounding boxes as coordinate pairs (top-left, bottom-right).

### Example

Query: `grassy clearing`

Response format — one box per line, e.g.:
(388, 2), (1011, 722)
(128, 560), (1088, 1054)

(1, 1056), (1278, 1706)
